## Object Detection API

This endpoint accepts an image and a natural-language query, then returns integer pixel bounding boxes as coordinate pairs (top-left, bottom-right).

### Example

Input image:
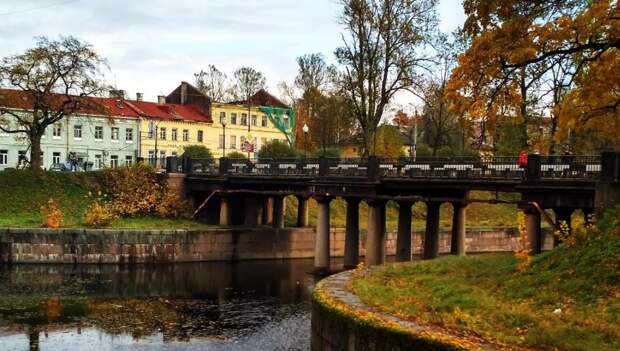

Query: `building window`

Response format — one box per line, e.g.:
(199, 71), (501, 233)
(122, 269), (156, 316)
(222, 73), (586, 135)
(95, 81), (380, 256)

(160, 127), (166, 140)
(182, 129), (189, 141)
(241, 113), (247, 126)
(171, 128), (178, 141)
(74, 125), (82, 139)
(94, 154), (102, 169)
(53, 123), (62, 137)
(219, 134), (224, 149)
(284, 116), (290, 129)
(94, 126), (103, 140)
(240, 136), (246, 148)
(148, 150), (155, 160)
(219, 111), (226, 124)
(110, 155), (118, 168)
(197, 130), (203, 142)
(18, 150), (27, 166)
(230, 135), (237, 149)
(159, 150), (166, 163)
(231, 113), (237, 125)
(52, 152), (61, 164)
(0, 150), (7, 165)
(251, 114), (257, 126)
(261, 115), (268, 127)
(111, 127), (119, 141)
(171, 151), (178, 157)
(125, 128), (133, 142)
(125, 155), (133, 166)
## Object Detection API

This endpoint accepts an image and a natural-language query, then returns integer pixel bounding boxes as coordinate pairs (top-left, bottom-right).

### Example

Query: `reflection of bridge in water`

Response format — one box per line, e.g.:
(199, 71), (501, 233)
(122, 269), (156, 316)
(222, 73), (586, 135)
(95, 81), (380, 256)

(178, 153), (620, 273)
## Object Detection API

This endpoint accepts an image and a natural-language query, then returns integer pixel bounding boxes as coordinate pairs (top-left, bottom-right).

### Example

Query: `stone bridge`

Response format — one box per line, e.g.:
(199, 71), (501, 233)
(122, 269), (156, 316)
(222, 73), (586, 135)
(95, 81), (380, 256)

(168, 152), (620, 273)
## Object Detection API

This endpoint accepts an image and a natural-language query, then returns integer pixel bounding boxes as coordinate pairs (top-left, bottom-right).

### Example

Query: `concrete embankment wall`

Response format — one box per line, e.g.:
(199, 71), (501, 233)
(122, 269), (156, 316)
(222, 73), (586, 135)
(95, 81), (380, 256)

(0, 227), (552, 264)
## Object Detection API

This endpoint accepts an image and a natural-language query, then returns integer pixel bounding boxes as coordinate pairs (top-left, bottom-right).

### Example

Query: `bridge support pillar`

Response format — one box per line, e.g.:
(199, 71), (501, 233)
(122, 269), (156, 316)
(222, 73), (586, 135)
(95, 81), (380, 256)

(396, 201), (413, 262)
(296, 196), (309, 227)
(273, 196), (286, 229)
(263, 197), (274, 225)
(524, 208), (542, 254)
(315, 197), (332, 274)
(344, 198), (361, 269)
(554, 208), (574, 247)
(450, 202), (467, 256)
(423, 202), (441, 260)
(219, 195), (231, 226)
(366, 200), (386, 266)
(244, 196), (262, 226)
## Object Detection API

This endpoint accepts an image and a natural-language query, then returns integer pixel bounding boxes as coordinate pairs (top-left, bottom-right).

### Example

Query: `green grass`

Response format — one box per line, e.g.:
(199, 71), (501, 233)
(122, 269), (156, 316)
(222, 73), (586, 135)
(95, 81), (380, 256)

(109, 217), (214, 229)
(350, 232), (620, 350)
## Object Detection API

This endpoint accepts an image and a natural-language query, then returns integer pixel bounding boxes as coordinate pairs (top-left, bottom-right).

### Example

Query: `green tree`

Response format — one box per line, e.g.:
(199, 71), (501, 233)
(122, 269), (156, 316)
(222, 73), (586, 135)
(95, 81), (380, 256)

(181, 145), (213, 161)
(495, 122), (528, 156)
(226, 151), (247, 159)
(257, 140), (299, 160)
(375, 125), (404, 158)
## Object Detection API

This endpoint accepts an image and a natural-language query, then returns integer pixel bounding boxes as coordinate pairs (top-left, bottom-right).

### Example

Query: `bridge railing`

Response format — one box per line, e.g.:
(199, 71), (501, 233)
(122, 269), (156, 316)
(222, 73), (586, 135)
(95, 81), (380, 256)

(180, 154), (612, 181)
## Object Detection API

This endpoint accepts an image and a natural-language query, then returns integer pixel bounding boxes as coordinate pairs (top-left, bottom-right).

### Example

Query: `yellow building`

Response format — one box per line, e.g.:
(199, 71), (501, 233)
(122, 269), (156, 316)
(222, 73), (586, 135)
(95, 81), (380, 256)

(125, 82), (292, 161)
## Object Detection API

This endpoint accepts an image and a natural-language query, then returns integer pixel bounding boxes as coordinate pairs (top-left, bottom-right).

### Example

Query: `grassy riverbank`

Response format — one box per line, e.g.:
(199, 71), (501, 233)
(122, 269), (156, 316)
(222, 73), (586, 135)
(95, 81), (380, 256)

(350, 219), (620, 350)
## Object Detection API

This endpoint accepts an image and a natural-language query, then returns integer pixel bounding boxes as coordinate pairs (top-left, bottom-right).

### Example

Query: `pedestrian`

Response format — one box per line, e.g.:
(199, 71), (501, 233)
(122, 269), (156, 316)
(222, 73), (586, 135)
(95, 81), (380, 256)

(517, 150), (528, 168)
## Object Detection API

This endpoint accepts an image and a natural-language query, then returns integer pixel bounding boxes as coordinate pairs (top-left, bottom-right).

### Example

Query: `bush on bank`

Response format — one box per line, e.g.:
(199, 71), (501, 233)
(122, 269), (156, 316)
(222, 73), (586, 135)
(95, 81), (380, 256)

(349, 209), (620, 351)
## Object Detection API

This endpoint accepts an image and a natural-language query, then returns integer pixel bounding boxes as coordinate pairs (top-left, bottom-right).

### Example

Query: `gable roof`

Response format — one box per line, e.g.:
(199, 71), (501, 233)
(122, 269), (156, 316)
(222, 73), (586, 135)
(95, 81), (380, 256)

(125, 100), (212, 123)
(231, 89), (289, 109)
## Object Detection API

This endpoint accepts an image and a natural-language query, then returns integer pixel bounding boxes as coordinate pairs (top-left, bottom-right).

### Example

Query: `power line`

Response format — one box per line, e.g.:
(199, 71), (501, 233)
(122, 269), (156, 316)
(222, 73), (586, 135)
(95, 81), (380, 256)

(0, 0), (79, 17)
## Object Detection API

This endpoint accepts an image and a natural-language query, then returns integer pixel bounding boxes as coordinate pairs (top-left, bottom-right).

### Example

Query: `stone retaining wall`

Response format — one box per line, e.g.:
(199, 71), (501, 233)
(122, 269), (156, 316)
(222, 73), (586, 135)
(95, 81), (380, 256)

(0, 226), (552, 264)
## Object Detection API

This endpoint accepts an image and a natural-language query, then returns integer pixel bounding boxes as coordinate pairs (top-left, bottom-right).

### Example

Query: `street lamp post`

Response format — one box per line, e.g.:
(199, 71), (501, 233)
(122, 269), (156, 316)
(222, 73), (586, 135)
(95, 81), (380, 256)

(221, 115), (228, 157)
(302, 123), (309, 158)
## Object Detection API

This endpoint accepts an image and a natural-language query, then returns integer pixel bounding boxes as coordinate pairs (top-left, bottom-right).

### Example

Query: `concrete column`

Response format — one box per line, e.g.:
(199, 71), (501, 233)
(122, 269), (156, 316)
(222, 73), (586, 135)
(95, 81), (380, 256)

(244, 196), (261, 226)
(525, 208), (542, 254)
(343, 198), (360, 269)
(450, 202), (467, 256)
(554, 208), (574, 247)
(396, 201), (413, 262)
(296, 196), (309, 227)
(263, 197), (274, 225)
(365, 200), (386, 266)
(273, 196), (285, 229)
(219, 195), (231, 226)
(423, 202), (441, 260)
(314, 197), (332, 274)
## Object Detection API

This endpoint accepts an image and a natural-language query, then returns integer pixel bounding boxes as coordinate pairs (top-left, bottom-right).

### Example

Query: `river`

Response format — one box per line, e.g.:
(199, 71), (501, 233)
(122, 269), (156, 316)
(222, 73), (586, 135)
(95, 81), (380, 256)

(0, 259), (330, 351)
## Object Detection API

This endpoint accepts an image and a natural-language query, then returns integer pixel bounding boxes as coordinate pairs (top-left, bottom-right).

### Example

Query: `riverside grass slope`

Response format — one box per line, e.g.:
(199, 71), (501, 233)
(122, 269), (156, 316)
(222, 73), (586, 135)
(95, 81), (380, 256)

(0, 169), (520, 229)
(349, 222), (620, 351)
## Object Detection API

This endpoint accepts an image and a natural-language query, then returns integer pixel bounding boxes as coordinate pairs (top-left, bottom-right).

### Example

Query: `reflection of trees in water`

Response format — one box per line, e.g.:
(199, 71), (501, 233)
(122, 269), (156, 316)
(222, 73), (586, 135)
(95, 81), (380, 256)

(0, 259), (315, 344)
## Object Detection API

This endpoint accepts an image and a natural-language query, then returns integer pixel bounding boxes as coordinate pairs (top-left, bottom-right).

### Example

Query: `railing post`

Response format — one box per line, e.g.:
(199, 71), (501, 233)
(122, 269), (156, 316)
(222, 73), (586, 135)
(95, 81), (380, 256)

(600, 152), (619, 182)
(526, 154), (541, 182)
(165, 156), (178, 173)
(319, 156), (328, 176)
(367, 156), (380, 178)
(185, 157), (193, 174)
(219, 157), (229, 175)
(270, 159), (278, 175)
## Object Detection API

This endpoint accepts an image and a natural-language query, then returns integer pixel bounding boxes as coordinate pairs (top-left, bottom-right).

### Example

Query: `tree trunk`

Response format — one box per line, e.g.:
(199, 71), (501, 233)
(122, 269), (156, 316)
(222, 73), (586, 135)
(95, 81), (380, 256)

(30, 132), (43, 170)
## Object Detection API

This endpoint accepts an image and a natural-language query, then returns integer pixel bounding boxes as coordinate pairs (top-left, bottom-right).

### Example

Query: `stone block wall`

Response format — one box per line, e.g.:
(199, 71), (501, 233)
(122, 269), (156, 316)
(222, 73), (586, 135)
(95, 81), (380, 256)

(0, 226), (552, 264)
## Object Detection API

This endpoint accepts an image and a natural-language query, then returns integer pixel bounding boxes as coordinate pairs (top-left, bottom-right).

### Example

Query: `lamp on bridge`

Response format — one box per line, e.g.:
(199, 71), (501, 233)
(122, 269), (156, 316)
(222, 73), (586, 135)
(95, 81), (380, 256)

(221, 114), (228, 157)
(302, 123), (309, 158)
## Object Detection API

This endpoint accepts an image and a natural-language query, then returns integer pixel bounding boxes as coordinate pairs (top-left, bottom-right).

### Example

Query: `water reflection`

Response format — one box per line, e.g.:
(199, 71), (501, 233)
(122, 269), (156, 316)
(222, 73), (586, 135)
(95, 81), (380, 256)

(0, 259), (325, 351)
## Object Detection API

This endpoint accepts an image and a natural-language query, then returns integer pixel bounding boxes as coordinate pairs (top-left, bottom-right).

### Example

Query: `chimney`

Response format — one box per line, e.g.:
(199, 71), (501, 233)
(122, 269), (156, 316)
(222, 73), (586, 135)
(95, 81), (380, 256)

(157, 95), (166, 104)
(181, 81), (187, 104)
(109, 89), (125, 100)
(136, 92), (143, 102)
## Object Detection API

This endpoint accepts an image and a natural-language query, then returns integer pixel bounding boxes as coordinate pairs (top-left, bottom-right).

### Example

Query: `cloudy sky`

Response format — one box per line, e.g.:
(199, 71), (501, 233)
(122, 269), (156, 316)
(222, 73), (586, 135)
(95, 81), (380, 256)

(0, 0), (465, 105)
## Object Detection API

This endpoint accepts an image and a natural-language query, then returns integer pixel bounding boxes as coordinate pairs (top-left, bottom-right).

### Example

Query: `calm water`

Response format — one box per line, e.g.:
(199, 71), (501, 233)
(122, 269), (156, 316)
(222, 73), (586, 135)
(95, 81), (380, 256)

(0, 259), (328, 351)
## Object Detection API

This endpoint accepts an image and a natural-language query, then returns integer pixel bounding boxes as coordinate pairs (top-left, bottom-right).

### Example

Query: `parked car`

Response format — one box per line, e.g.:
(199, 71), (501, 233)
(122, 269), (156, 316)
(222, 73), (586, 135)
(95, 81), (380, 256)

(49, 163), (72, 172)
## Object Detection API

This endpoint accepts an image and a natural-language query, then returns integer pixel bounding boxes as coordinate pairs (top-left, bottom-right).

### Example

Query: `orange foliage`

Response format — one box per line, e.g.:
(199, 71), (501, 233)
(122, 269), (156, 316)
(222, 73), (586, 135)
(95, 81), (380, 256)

(40, 198), (63, 228)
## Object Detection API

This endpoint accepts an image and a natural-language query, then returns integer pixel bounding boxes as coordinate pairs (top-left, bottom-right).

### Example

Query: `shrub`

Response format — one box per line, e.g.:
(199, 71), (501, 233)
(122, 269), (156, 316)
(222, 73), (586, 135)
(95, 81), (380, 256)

(415, 143), (433, 156)
(310, 147), (341, 158)
(41, 198), (63, 228)
(226, 151), (247, 159)
(155, 190), (191, 218)
(257, 140), (299, 160)
(84, 201), (115, 227)
(180, 145), (214, 162)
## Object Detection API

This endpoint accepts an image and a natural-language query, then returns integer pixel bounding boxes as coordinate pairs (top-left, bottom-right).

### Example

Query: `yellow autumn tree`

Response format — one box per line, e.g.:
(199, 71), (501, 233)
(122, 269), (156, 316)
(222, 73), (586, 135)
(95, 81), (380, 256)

(447, 0), (620, 153)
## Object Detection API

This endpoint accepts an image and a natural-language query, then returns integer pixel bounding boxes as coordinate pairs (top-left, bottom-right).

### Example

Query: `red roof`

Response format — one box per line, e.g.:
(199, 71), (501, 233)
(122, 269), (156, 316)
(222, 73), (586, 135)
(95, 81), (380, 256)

(124, 100), (212, 123)
(0, 88), (213, 123)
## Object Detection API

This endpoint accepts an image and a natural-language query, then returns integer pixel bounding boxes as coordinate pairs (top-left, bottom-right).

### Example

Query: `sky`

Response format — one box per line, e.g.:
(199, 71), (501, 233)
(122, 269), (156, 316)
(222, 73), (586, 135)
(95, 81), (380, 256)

(0, 0), (465, 105)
